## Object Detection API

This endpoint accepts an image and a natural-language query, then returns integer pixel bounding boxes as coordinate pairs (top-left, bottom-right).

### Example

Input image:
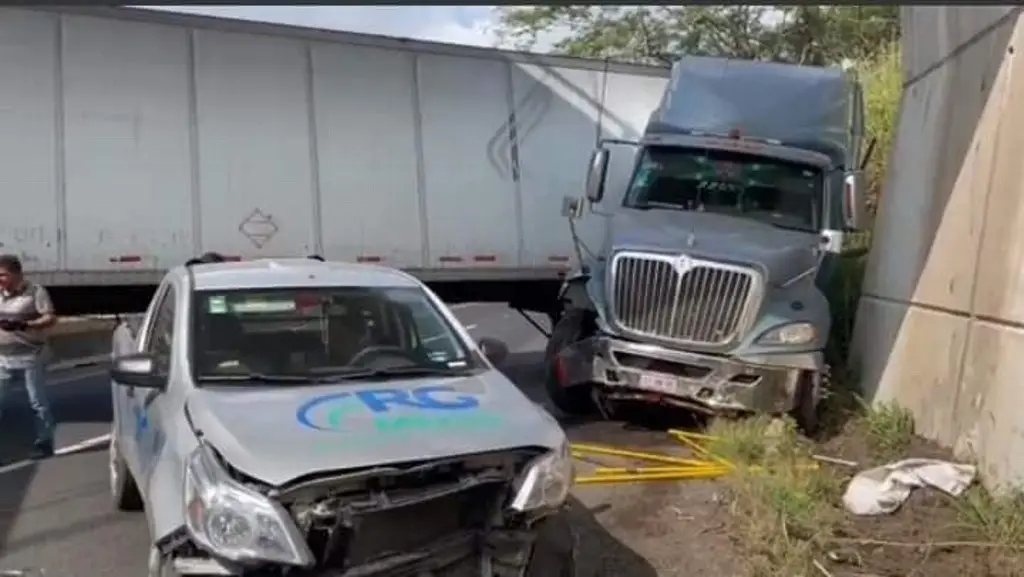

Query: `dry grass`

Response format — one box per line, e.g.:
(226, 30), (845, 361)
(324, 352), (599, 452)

(707, 402), (1024, 577)
(708, 416), (844, 576)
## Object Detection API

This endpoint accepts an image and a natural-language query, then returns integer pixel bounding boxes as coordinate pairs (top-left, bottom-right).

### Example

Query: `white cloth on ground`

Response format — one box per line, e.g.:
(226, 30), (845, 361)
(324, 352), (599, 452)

(842, 458), (977, 516)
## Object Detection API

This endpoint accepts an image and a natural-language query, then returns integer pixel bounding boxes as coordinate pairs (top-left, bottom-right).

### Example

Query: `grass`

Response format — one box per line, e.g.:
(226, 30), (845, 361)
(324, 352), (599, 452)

(708, 416), (845, 576)
(707, 398), (1024, 576)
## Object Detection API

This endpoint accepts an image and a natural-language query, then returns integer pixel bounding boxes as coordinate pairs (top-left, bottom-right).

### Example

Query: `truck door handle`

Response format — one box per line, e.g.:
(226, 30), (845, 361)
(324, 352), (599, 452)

(125, 387), (135, 399)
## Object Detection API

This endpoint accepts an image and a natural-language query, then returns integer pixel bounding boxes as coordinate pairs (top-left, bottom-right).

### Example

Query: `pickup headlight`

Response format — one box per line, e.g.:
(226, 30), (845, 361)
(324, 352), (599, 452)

(756, 322), (816, 345)
(184, 443), (314, 567)
(509, 441), (574, 512)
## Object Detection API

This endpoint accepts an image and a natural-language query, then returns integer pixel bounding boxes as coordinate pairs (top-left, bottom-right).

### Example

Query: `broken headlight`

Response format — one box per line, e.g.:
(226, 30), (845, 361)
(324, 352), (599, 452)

(509, 441), (573, 512)
(183, 443), (314, 567)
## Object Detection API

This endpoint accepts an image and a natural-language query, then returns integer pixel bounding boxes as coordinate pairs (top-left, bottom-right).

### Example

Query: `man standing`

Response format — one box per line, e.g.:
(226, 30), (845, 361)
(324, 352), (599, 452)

(0, 254), (58, 458)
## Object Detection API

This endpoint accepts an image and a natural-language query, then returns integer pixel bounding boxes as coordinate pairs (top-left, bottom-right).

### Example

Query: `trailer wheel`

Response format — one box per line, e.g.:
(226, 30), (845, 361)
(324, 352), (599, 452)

(791, 370), (821, 435)
(544, 309), (595, 417)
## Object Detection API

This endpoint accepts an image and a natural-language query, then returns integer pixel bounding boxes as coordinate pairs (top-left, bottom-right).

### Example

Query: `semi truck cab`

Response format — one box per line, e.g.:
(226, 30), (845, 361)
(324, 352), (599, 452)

(545, 56), (870, 431)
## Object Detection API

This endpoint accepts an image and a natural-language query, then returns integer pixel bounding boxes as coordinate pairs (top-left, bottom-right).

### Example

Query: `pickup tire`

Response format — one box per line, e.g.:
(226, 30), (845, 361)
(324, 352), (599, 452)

(110, 433), (143, 512)
(543, 309), (595, 417)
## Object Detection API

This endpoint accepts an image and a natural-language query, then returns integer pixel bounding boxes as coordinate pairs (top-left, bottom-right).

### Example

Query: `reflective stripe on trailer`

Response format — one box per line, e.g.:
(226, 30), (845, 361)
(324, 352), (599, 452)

(108, 255), (142, 263)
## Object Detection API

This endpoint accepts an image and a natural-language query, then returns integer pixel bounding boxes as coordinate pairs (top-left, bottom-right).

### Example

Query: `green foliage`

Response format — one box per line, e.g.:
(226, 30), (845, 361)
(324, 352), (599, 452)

(858, 42), (903, 210)
(495, 6), (900, 67)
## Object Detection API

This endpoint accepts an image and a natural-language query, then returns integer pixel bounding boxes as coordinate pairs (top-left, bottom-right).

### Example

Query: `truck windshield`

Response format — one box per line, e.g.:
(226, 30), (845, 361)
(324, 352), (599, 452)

(190, 286), (481, 382)
(624, 145), (824, 232)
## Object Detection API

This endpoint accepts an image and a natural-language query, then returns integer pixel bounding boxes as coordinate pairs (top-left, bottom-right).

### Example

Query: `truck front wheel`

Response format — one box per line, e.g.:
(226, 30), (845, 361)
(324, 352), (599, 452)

(544, 309), (595, 417)
(790, 370), (822, 435)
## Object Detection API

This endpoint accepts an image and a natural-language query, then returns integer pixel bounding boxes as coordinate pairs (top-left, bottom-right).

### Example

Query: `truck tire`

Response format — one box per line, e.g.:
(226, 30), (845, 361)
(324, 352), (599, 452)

(109, 432), (143, 512)
(791, 370), (821, 435)
(544, 310), (595, 417)
(525, 510), (576, 577)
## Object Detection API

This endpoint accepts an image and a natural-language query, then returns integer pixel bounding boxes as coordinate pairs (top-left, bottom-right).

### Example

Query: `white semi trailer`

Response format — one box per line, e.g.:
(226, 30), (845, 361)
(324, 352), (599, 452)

(0, 6), (669, 316)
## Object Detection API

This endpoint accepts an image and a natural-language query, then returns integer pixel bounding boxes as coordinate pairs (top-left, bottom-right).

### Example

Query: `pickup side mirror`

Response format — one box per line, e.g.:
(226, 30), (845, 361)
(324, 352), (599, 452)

(477, 337), (509, 366)
(842, 170), (868, 231)
(585, 147), (610, 204)
(111, 352), (166, 390)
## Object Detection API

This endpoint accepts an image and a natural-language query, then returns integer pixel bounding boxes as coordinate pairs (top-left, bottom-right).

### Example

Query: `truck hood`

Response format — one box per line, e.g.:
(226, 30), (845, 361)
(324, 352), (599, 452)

(607, 210), (820, 285)
(185, 370), (565, 487)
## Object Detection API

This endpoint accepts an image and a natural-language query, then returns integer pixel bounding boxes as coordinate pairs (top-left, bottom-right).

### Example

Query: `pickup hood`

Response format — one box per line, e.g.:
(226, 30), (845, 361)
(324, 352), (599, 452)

(607, 210), (820, 285)
(185, 371), (565, 487)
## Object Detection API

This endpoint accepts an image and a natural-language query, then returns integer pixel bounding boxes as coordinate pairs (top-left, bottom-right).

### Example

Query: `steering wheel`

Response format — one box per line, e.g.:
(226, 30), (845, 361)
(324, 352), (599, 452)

(347, 345), (421, 367)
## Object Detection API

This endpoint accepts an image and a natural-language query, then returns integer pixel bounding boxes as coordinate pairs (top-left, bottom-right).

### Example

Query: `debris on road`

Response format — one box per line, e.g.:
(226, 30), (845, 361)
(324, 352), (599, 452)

(842, 458), (977, 515)
(572, 429), (820, 485)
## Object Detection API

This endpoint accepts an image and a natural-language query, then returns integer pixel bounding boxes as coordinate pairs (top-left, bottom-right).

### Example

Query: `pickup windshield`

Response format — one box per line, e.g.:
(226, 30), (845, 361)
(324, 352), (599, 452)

(190, 286), (480, 382)
(623, 145), (824, 232)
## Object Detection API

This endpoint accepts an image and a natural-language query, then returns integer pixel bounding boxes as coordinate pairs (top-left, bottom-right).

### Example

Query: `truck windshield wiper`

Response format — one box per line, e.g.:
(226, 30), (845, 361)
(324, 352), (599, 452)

(197, 373), (317, 384)
(315, 365), (473, 383)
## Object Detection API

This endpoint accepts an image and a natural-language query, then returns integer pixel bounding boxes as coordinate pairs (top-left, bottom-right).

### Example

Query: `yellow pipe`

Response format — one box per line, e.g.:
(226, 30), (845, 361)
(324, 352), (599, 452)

(666, 429), (717, 441)
(570, 443), (709, 466)
(592, 465), (730, 475)
(668, 431), (735, 470)
(576, 469), (727, 484)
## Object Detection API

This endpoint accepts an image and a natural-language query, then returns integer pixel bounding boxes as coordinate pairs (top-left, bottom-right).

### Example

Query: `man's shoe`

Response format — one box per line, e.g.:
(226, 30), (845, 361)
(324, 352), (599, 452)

(30, 440), (54, 460)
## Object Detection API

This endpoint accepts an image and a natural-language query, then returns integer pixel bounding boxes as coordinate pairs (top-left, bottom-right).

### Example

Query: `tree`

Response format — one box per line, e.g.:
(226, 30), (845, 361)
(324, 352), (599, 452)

(495, 5), (900, 67)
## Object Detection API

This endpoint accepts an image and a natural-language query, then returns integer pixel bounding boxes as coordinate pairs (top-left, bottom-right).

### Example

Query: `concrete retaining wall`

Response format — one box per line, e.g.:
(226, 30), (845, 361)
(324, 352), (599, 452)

(852, 7), (1024, 487)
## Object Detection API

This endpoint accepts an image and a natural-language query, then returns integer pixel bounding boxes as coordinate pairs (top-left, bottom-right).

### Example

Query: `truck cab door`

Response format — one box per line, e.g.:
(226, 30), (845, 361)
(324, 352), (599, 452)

(121, 283), (176, 486)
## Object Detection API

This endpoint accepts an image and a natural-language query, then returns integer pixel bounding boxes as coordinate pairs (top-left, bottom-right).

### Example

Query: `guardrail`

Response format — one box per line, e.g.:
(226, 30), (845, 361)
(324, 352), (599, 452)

(47, 316), (119, 370)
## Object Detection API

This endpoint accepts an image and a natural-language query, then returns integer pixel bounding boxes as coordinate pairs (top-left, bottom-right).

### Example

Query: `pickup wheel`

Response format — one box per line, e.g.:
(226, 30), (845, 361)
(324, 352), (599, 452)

(544, 309), (595, 417)
(109, 432), (143, 512)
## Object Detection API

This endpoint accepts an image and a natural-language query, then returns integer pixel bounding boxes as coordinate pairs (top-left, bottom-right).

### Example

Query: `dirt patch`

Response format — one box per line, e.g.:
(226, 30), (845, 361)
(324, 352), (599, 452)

(711, 406), (1024, 577)
(567, 419), (743, 577)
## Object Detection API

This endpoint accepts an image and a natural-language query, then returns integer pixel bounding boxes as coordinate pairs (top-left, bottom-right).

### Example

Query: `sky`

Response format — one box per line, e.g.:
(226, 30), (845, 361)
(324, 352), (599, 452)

(140, 6), (524, 49)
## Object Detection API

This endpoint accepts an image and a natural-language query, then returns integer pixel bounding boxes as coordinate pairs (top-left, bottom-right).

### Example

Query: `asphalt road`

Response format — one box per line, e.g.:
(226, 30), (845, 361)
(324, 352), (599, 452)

(0, 303), (732, 577)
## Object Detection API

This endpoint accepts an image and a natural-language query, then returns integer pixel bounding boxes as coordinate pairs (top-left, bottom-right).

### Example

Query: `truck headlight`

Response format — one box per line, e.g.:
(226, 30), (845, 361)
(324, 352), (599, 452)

(183, 443), (314, 567)
(509, 441), (574, 512)
(756, 322), (816, 345)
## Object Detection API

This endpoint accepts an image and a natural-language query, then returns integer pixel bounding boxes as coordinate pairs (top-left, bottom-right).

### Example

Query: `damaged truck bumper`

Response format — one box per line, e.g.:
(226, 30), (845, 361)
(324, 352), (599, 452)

(556, 334), (824, 415)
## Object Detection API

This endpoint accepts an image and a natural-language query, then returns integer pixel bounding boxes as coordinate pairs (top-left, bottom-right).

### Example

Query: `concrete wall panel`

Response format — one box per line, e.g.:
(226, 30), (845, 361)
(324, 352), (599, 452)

(854, 7), (1024, 488)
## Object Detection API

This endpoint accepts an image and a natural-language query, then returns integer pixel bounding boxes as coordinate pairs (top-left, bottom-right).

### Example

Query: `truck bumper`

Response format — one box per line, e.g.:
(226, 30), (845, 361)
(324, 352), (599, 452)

(556, 334), (825, 415)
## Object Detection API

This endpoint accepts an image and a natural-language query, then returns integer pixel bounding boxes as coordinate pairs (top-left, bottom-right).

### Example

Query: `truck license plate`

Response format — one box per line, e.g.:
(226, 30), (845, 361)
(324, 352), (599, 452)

(637, 374), (678, 394)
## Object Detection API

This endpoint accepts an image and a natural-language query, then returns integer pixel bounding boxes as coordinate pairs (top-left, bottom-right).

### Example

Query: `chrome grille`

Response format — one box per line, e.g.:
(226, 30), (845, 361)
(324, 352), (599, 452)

(609, 251), (761, 346)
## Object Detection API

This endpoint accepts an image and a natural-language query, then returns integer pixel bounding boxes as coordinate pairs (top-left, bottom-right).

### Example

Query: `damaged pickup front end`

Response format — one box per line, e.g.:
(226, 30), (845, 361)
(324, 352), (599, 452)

(159, 441), (575, 577)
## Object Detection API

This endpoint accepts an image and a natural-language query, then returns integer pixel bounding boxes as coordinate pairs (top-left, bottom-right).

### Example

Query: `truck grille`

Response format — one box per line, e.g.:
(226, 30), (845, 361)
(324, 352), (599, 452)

(609, 251), (761, 346)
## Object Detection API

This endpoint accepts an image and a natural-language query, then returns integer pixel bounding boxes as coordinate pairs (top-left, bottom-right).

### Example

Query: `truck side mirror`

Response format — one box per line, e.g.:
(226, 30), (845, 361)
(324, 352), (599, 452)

(585, 147), (610, 203)
(842, 170), (868, 231)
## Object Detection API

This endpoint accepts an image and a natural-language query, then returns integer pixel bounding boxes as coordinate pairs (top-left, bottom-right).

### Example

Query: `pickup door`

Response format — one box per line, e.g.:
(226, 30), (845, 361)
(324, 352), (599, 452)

(111, 281), (176, 490)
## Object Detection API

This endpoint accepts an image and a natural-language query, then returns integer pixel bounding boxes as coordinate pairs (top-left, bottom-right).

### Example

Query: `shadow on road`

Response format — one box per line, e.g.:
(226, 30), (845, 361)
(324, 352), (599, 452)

(566, 496), (658, 577)
(0, 369), (112, 557)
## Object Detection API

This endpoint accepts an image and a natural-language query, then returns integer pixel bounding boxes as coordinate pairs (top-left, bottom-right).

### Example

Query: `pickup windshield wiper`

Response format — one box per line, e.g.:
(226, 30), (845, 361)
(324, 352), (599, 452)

(197, 373), (317, 384)
(315, 365), (473, 383)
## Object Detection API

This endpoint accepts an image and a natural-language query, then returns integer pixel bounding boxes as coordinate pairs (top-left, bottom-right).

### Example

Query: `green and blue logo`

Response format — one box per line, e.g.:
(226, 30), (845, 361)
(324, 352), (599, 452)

(296, 385), (503, 438)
